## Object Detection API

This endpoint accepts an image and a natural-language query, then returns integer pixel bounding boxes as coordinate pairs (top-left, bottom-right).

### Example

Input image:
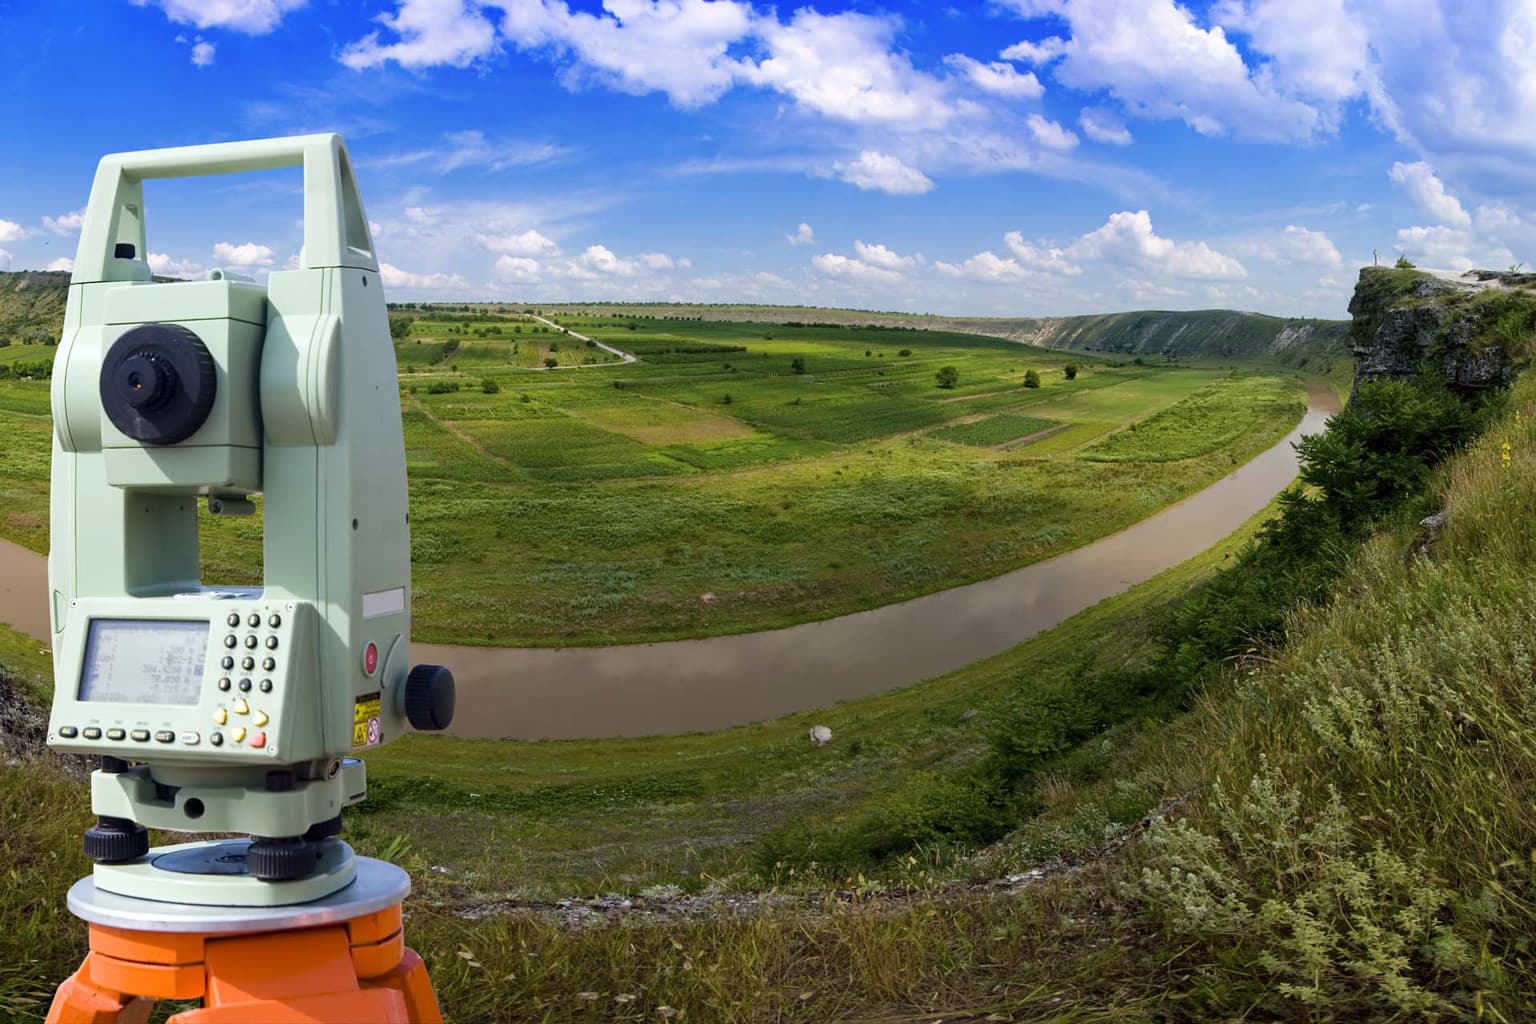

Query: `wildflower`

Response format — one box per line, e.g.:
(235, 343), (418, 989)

(1502, 440), (1513, 470)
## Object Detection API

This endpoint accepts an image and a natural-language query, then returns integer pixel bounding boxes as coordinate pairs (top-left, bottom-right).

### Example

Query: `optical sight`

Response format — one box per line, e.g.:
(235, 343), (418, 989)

(44, 134), (454, 905)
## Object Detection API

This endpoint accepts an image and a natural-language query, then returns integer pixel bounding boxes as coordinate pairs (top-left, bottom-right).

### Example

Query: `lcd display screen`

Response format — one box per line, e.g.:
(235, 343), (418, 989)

(77, 619), (209, 705)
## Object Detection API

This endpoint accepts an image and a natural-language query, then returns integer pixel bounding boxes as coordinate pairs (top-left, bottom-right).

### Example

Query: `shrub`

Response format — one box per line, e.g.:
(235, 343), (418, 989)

(1064, 363), (1078, 380)
(1023, 369), (1041, 389)
(721, 393), (733, 405)
(1395, 254), (1416, 268)
(936, 365), (959, 389)
(543, 357), (558, 368)
(791, 356), (806, 374)
(899, 348), (912, 356)
(480, 378), (500, 394)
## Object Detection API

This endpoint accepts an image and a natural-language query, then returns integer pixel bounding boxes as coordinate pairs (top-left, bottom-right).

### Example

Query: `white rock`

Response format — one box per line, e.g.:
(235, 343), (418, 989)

(809, 725), (833, 746)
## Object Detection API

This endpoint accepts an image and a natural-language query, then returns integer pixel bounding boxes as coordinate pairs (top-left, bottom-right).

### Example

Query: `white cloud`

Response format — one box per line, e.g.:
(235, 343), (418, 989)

(1067, 210), (1247, 280)
(351, 3), (960, 128)
(1011, 0), (1325, 142)
(1078, 106), (1131, 145)
(810, 252), (902, 284)
(637, 252), (681, 269)
(45, 257), (74, 272)
(1004, 231), (1081, 275)
(493, 255), (542, 281)
(370, 130), (568, 174)
(744, 8), (960, 128)
(943, 54), (1043, 99)
(1237, 225), (1344, 269)
(832, 151), (935, 195)
(379, 261), (472, 290)
(0, 220), (29, 243)
(1026, 113), (1078, 150)
(341, 0), (500, 69)
(570, 243), (640, 277)
(1212, 0), (1367, 104)
(1000, 36), (1067, 64)
(786, 222), (815, 246)
(190, 38), (216, 65)
(935, 251), (1034, 283)
(147, 252), (202, 277)
(130, 0), (307, 34)
(211, 241), (275, 267)
(1394, 225), (1480, 272)
(1388, 161), (1471, 228)
(42, 208), (84, 235)
(477, 228), (560, 257)
(500, 0), (755, 108)
(853, 240), (920, 270)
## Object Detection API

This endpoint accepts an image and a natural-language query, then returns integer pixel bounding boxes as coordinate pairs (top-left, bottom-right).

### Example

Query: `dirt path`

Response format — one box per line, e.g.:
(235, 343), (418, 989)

(531, 315), (637, 366)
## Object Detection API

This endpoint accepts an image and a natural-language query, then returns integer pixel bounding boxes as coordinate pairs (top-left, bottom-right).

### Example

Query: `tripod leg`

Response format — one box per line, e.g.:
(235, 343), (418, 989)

(361, 948), (444, 1024)
(46, 961), (154, 1024)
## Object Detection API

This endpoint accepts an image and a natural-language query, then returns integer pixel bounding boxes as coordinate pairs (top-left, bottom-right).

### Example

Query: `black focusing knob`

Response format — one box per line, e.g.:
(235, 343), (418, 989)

(99, 323), (217, 445)
(404, 664), (455, 731)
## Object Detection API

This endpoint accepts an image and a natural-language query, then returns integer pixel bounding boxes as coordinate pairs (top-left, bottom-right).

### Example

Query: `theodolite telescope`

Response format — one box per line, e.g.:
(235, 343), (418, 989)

(43, 133), (454, 905)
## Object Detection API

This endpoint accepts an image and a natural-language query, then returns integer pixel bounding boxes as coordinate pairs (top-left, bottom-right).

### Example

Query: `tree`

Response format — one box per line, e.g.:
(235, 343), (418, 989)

(1064, 363), (1078, 380)
(936, 365), (959, 389)
(791, 356), (807, 374)
(481, 378), (501, 394)
(543, 357), (558, 368)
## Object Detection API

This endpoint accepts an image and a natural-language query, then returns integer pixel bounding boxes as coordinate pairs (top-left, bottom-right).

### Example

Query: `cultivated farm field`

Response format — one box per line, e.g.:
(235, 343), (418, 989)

(0, 309), (1308, 645)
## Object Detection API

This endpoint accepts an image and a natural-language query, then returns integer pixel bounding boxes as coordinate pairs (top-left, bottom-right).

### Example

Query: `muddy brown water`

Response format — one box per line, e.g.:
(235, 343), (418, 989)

(0, 386), (1338, 741)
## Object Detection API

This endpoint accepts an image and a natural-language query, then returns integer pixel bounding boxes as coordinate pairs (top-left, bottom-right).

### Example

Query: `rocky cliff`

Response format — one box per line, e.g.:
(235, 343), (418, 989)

(997, 308), (1349, 370)
(1348, 266), (1536, 394)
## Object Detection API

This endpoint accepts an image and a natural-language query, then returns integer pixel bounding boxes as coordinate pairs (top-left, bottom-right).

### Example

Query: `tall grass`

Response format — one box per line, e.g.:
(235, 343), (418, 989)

(1122, 374), (1536, 1018)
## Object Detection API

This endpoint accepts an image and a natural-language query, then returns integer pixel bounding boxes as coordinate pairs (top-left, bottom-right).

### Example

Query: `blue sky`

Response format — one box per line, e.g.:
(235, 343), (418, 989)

(0, 0), (1530, 319)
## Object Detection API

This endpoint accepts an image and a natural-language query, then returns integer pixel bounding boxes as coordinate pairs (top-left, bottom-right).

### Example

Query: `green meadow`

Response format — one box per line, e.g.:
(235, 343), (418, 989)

(0, 312), (1307, 645)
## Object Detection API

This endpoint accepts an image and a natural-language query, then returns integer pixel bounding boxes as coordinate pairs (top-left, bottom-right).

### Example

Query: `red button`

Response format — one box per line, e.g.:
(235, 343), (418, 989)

(248, 731), (266, 748)
(363, 642), (378, 675)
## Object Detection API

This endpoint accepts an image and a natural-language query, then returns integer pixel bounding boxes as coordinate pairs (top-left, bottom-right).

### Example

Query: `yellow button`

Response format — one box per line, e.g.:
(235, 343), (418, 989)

(253, 710), (269, 728)
(233, 698), (249, 715)
(213, 708), (228, 726)
(232, 727), (247, 743)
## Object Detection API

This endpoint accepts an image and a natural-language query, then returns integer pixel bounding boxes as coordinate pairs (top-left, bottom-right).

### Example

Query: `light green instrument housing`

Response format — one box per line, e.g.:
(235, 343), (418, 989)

(44, 134), (430, 843)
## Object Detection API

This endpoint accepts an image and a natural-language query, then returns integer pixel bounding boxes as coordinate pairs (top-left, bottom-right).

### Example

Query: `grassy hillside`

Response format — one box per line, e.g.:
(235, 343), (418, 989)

(0, 270), (68, 347)
(8, 368), (1532, 1020)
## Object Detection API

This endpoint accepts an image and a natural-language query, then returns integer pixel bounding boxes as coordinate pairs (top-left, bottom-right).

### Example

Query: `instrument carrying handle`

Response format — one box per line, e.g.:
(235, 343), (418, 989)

(73, 133), (376, 284)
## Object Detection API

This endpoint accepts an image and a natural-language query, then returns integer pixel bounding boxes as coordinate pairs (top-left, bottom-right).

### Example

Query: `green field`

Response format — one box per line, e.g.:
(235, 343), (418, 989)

(0, 310), (1307, 645)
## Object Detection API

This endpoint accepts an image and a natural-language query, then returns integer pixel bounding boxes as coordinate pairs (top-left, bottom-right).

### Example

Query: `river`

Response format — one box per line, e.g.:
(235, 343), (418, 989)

(0, 382), (1338, 741)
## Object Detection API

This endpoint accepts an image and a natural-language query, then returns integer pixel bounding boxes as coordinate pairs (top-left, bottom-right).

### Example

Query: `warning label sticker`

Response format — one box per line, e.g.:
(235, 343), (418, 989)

(353, 692), (382, 748)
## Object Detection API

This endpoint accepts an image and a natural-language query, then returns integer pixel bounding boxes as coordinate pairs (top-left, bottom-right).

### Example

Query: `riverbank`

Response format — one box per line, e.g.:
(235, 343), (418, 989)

(0, 382), (1335, 739)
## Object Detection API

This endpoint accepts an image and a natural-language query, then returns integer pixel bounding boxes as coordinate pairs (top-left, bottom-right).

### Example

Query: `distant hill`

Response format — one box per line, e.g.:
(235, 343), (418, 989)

(0, 271), (68, 345)
(519, 301), (1353, 372)
(968, 309), (1351, 371)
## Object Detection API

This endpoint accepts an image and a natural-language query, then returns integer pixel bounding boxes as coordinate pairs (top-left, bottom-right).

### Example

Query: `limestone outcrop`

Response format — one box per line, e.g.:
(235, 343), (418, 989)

(1348, 266), (1535, 394)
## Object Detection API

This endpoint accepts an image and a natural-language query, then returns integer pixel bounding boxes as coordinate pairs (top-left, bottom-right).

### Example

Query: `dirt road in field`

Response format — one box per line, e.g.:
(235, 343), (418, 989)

(531, 315), (637, 366)
(0, 383), (1339, 741)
